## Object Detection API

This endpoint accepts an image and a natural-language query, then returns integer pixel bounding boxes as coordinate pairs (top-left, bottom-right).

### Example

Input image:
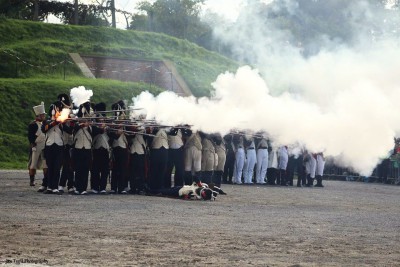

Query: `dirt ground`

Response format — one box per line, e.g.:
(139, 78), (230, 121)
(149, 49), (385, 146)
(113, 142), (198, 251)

(0, 170), (399, 267)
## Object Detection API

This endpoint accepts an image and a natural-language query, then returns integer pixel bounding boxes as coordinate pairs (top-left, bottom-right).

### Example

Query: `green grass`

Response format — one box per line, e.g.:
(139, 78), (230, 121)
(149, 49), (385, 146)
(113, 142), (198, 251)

(0, 132), (28, 169)
(0, 77), (163, 169)
(0, 18), (238, 97)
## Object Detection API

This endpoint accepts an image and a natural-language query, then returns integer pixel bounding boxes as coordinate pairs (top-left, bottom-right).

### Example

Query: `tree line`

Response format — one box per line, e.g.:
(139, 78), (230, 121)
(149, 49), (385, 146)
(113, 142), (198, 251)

(1, 0), (399, 58)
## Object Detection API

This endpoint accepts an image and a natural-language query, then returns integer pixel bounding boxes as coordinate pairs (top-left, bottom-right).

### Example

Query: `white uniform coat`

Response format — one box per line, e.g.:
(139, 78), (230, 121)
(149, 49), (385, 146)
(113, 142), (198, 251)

(74, 127), (92, 149)
(130, 133), (146, 155)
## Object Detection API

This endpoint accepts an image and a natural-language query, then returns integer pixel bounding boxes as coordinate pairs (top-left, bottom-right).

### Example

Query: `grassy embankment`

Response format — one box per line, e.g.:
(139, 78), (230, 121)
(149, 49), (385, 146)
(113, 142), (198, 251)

(0, 18), (238, 168)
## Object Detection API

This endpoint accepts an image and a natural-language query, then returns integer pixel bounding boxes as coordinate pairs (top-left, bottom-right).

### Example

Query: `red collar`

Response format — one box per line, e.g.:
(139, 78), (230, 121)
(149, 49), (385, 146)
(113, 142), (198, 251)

(201, 189), (207, 199)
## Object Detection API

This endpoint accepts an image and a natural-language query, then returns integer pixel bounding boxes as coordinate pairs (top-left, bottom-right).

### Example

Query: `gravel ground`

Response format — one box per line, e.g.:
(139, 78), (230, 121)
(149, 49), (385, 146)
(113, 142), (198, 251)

(0, 170), (399, 266)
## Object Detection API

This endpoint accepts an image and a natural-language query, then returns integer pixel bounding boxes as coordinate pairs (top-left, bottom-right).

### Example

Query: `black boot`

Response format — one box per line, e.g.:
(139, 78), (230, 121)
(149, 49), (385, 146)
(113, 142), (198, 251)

(202, 171), (213, 184)
(276, 173), (281, 186)
(279, 169), (287, 186)
(30, 175), (35, 186)
(315, 176), (324, 187)
(301, 174), (307, 187)
(306, 175), (314, 187)
(194, 171), (202, 184)
(212, 171), (223, 188)
(184, 171), (192, 185)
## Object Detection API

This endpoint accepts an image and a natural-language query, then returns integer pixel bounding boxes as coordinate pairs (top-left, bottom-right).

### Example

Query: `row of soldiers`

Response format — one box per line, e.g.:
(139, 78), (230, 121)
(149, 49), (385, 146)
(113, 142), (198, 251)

(28, 94), (325, 195)
(222, 136), (325, 187)
(27, 94), (226, 195)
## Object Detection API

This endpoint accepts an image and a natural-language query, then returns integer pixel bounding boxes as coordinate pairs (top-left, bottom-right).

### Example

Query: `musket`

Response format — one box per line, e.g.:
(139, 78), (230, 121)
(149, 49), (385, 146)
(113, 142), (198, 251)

(105, 117), (158, 122)
(93, 108), (143, 114)
(132, 124), (193, 130)
(68, 120), (175, 129)
(106, 127), (155, 137)
(94, 122), (142, 127)
(66, 117), (191, 130)
(105, 118), (158, 123)
(59, 117), (98, 124)
(228, 131), (265, 139)
(68, 118), (155, 137)
(99, 121), (191, 129)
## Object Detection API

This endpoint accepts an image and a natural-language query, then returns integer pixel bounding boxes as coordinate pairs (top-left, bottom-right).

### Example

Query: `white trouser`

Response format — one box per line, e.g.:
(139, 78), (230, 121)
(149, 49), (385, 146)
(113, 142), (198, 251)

(215, 151), (226, 171)
(244, 149), (256, 183)
(201, 150), (215, 171)
(306, 157), (317, 178)
(184, 146), (202, 172)
(316, 158), (325, 176)
(233, 148), (245, 184)
(256, 149), (268, 183)
(28, 145), (47, 169)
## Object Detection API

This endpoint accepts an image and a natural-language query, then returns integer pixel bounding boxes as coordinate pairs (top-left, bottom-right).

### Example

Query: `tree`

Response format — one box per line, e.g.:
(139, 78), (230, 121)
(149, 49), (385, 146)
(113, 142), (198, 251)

(109, 0), (116, 28)
(130, 0), (213, 49)
(74, 0), (78, 25)
(0, 0), (110, 26)
(0, 0), (36, 20)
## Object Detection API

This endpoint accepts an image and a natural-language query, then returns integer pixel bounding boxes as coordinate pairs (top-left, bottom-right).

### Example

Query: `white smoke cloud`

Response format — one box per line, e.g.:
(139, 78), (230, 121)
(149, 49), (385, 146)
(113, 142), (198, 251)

(70, 86), (93, 108)
(132, 1), (400, 175)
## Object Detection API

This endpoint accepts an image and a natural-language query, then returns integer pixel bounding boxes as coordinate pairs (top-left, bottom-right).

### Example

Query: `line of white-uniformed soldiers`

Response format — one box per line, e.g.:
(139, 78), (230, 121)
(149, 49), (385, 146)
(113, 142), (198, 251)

(28, 96), (326, 196)
(224, 134), (325, 187)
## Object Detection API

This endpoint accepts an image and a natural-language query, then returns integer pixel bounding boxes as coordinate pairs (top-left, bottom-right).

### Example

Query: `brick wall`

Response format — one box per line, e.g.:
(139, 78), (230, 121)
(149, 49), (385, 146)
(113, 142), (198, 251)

(81, 56), (187, 95)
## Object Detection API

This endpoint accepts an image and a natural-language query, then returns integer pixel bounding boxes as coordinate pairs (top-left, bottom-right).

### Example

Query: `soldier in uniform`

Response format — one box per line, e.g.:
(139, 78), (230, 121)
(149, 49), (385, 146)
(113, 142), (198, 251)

(304, 151), (317, 187)
(296, 151), (307, 187)
(109, 100), (129, 194)
(90, 102), (110, 194)
(201, 132), (216, 184)
(243, 135), (256, 184)
(278, 146), (289, 186)
(41, 101), (69, 194)
(128, 127), (147, 194)
(255, 134), (268, 185)
(72, 102), (103, 195)
(232, 133), (245, 184)
(212, 133), (226, 187)
(109, 127), (129, 194)
(315, 152), (325, 187)
(28, 102), (48, 189)
(267, 145), (278, 185)
(165, 127), (185, 187)
(148, 127), (169, 190)
(111, 100), (127, 120)
(182, 129), (202, 185)
(145, 181), (226, 201)
(57, 94), (75, 194)
(286, 154), (296, 186)
(222, 134), (235, 184)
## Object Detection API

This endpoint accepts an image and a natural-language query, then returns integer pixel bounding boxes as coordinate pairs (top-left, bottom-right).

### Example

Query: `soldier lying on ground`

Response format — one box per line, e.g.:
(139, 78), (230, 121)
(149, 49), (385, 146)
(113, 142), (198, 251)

(145, 181), (227, 201)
